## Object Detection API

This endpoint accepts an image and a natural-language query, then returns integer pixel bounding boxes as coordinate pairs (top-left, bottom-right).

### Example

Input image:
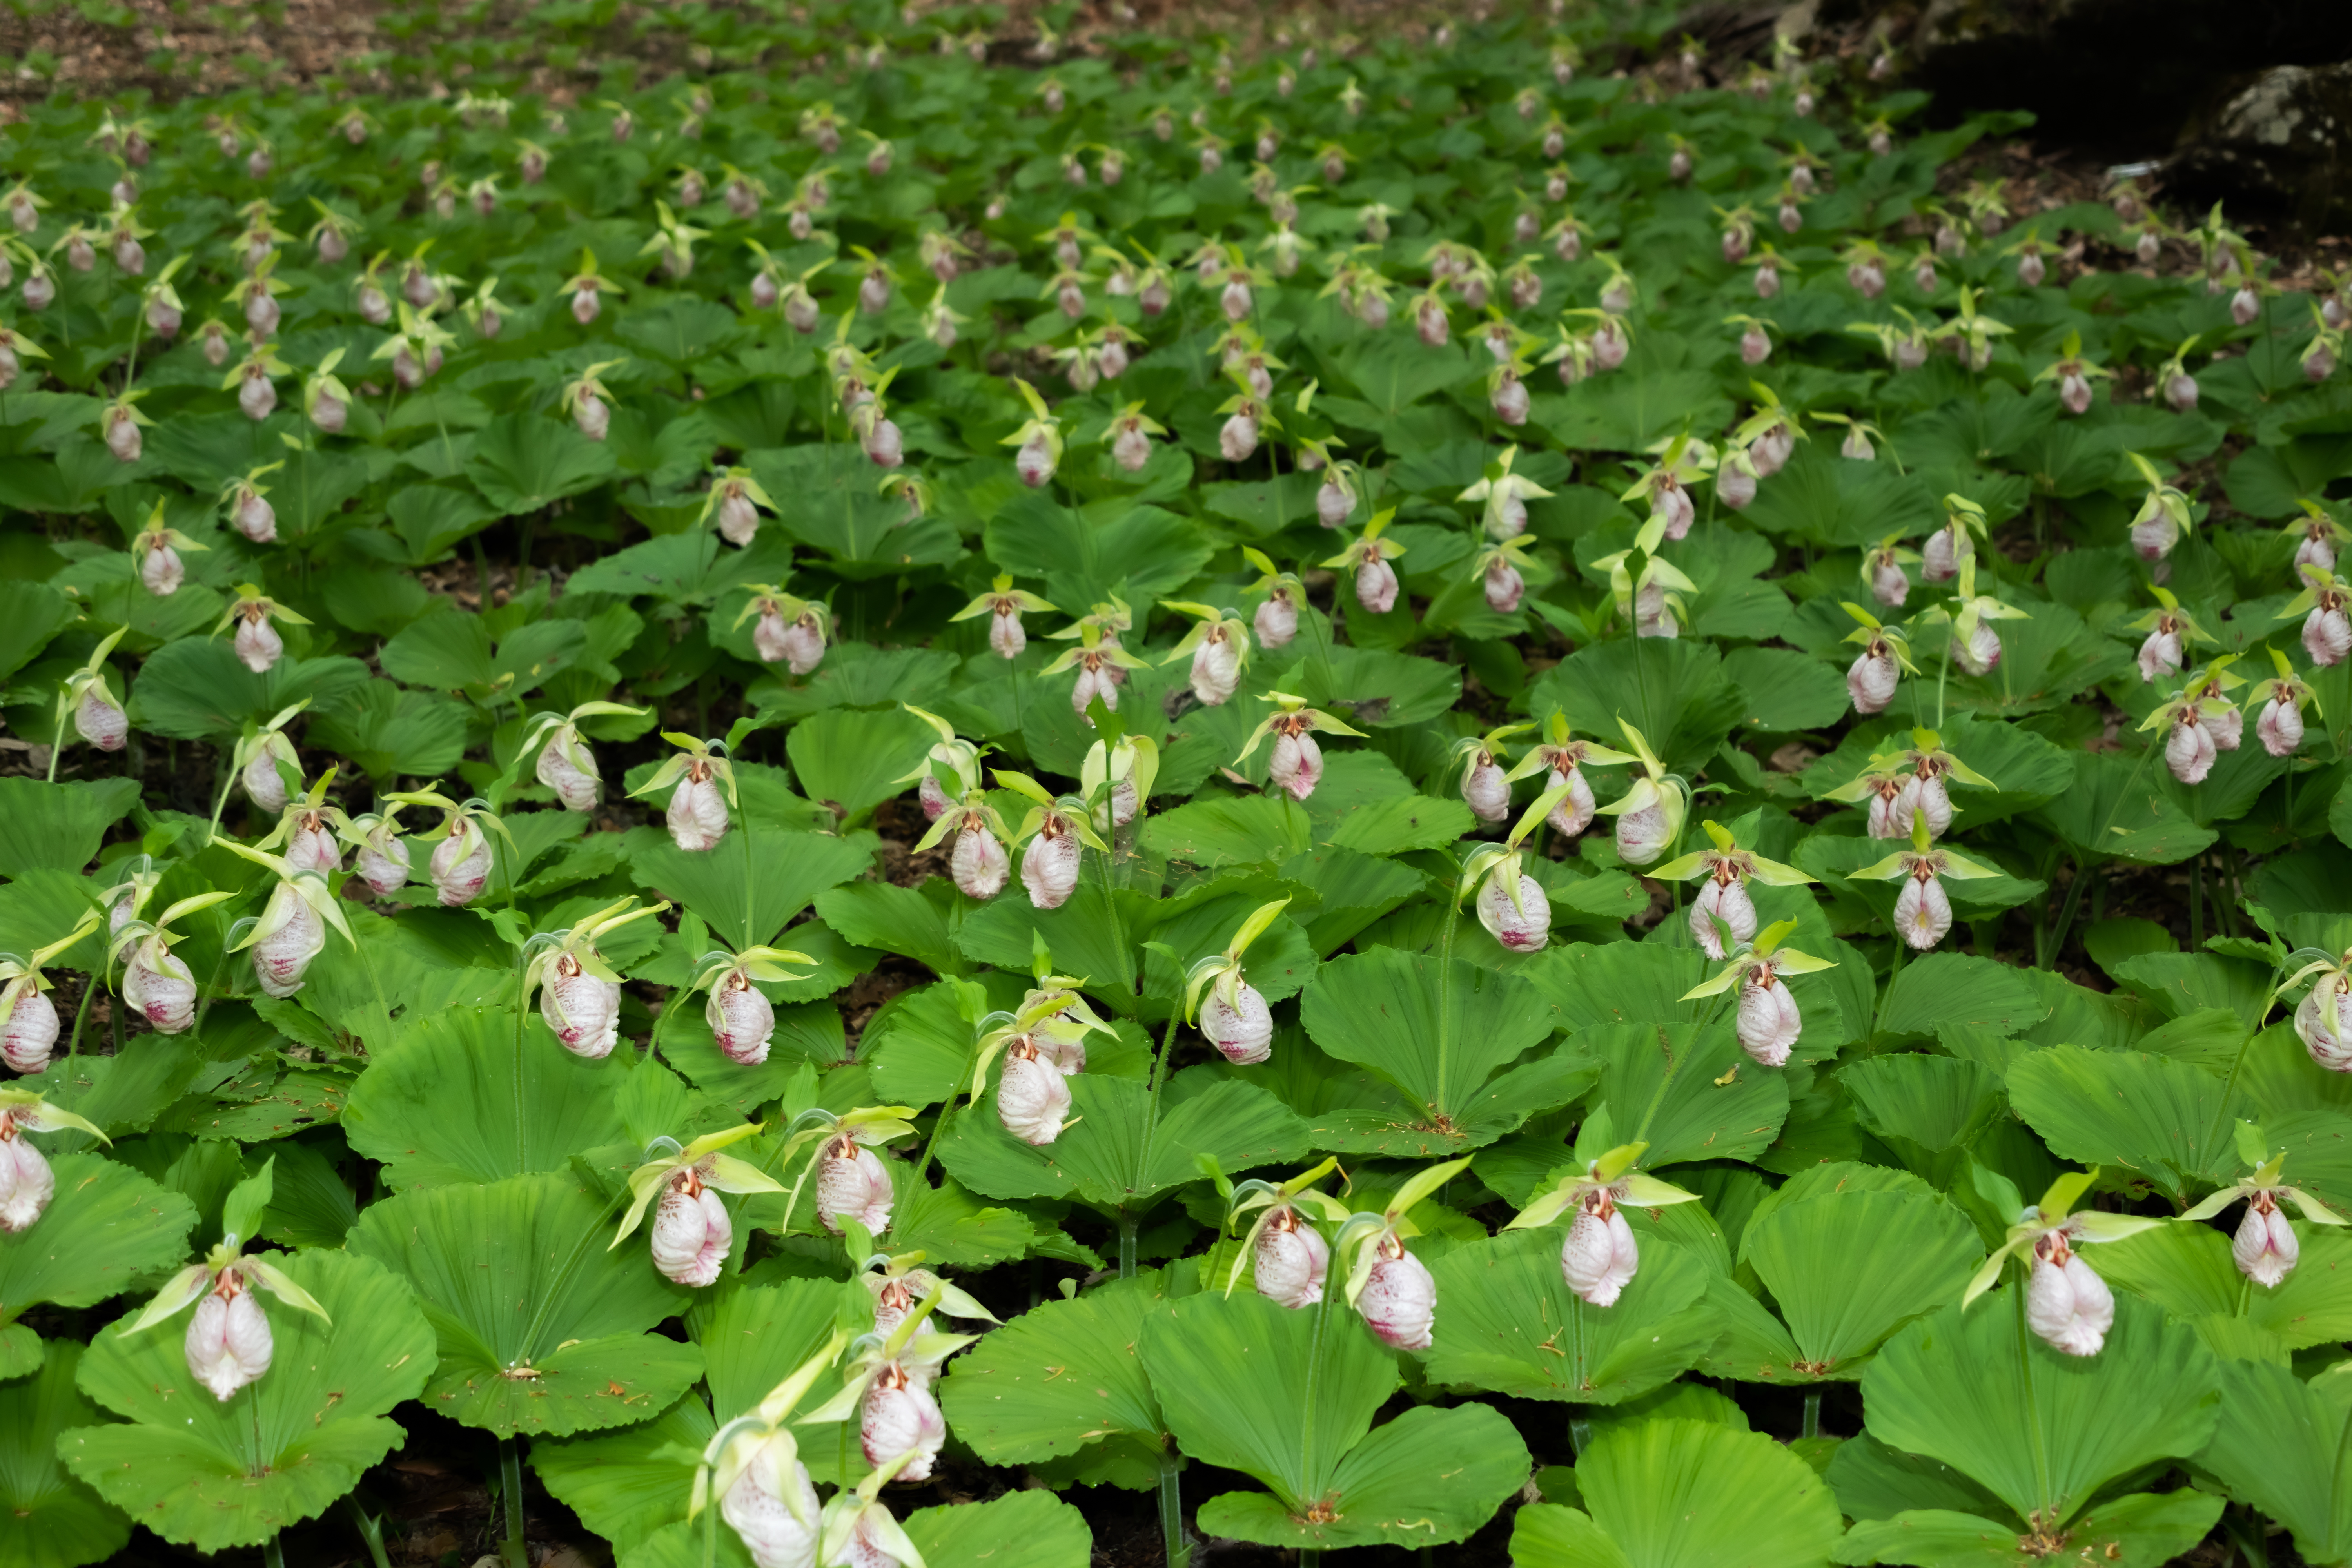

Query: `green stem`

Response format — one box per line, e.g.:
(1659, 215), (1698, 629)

(1096, 842), (1131, 996)
(740, 810), (760, 950)
(344, 1496), (394, 1568)
(1134, 1002), (1186, 1189)
(1802, 1391), (1822, 1439)
(67, 973), (97, 1058)
(1936, 633), (1952, 731)
(263, 1535), (287, 1568)
(499, 1435), (528, 1568)
(1156, 1441), (1191, 1568)
(2037, 856), (2086, 971)
(1118, 1212), (1139, 1280)
(2191, 854), (2205, 951)
(512, 947), (533, 1175)
(2014, 1271), (2054, 1529)
(190, 935), (238, 1041)
(1430, 857), (1462, 1120)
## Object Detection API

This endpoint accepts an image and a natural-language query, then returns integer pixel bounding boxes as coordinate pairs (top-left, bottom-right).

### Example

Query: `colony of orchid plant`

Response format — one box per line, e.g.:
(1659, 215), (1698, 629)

(1, 2), (2351, 1567)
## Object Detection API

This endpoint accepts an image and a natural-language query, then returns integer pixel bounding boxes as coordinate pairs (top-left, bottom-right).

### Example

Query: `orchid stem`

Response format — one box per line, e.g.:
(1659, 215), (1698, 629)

(1156, 1441), (1191, 1568)
(67, 972), (97, 1059)
(499, 1436), (527, 1568)
(263, 1535), (286, 1568)
(1134, 1000), (1185, 1189)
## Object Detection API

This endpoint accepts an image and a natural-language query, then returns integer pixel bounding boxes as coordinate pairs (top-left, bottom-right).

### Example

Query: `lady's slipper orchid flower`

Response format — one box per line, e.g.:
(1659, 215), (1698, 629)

(303, 346), (354, 435)
(1654, 821), (1816, 960)
(51, 628), (131, 766)
(1510, 1136), (1702, 1305)
(1236, 692), (1368, 803)
(691, 1334), (848, 1568)
(1161, 601), (1252, 706)
(1453, 723), (1531, 824)
(522, 898), (667, 1059)
(1042, 623), (1149, 720)
(1850, 810), (2008, 951)
(1681, 918), (1838, 1066)
(1457, 444), (1555, 540)
(1218, 1158), (1353, 1308)
(700, 465), (779, 547)
(218, 842), (355, 998)
(1595, 720), (1688, 868)
(1503, 711), (1638, 838)
(1964, 1167), (2162, 1357)
(129, 499), (203, 597)
(611, 1123), (788, 1287)
(1921, 494), (1988, 584)
(1840, 604), (1921, 716)
(127, 1160), (332, 1398)
(1242, 548), (1307, 649)
(732, 585), (830, 674)
(559, 247), (624, 326)
(996, 771), (1109, 911)
(2282, 563), (2352, 668)
(208, 584), (308, 677)
(1338, 1158), (1472, 1350)
(396, 792), (514, 907)
(799, 1285), (976, 1484)
(1457, 785), (1578, 953)
(2032, 330), (2111, 416)
(1472, 534), (1540, 615)
(1081, 727), (1159, 835)
(2244, 647), (2319, 758)
(677, 945), (814, 1066)
(0, 915), (100, 1074)
(2125, 453), (2196, 562)
(631, 733), (739, 853)
(519, 701), (648, 813)
(1001, 377), (1065, 488)
(1096, 399), (1167, 473)
(1322, 509), (1407, 615)
(2282, 946), (2352, 1072)
(767, 1106), (917, 1242)
(561, 359), (626, 442)
(952, 574), (1058, 661)
(1185, 898), (1292, 1065)
(1927, 557), (2031, 677)
(0, 1088), (107, 1229)
(2179, 1123), (2347, 1287)
(2283, 499), (2349, 576)
(1620, 435), (1714, 542)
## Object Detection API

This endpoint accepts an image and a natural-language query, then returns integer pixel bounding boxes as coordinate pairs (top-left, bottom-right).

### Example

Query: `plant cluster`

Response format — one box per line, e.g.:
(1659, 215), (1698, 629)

(3, 4), (2352, 1568)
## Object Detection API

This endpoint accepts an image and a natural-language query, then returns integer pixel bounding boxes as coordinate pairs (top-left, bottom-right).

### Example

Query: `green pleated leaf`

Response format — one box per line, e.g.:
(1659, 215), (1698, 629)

(1861, 1293), (2221, 1530)
(345, 1171), (701, 1437)
(1584, 1022), (1791, 1169)
(2005, 1044), (2247, 1201)
(901, 1490), (1094, 1568)
(2194, 1358), (2352, 1566)
(60, 1247), (436, 1553)
(784, 705), (937, 826)
(939, 1274), (1170, 1472)
(0, 778), (142, 878)
(533, 1394), (713, 1556)
(626, 825), (878, 953)
(0, 1340), (128, 1568)
(1426, 1225), (1719, 1406)
(341, 1005), (632, 1190)
(2083, 1221), (2352, 1350)
(1734, 1186), (1983, 1380)
(1833, 1490), (2224, 1568)
(0, 1153), (196, 1324)
(1512, 1417), (1845, 1568)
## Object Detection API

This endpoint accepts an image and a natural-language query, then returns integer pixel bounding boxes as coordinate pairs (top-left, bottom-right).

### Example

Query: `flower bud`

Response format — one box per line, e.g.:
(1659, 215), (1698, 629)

(1830, 637), (1891, 712)
(357, 831), (410, 898)
(1201, 980), (1273, 1064)
(2258, 696), (2305, 757)
(571, 287), (601, 326)
(1842, 426), (1877, 461)
(2296, 975), (2352, 1071)
(2129, 508), (2176, 562)
(2025, 1233), (2113, 1356)
(1895, 871), (1952, 951)
(1461, 755), (1510, 823)
(817, 1136), (895, 1235)
(187, 1276), (272, 1400)
(1739, 325), (1771, 366)
(651, 1171), (731, 1287)
(1355, 557), (1399, 615)
(2058, 370), (2091, 416)
(1021, 820), (1082, 910)
(2303, 604), (2351, 666)
(716, 488), (760, 546)
(0, 1127), (54, 1230)
(234, 610), (284, 675)
(1414, 296), (1448, 348)
(2, 983), (60, 1073)
(243, 747), (290, 814)
(2230, 287), (2259, 327)
(357, 283), (390, 325)
(1717, 463), (1757, 509)
(1357, 1240), (1436, 1350)
(430, 826), (491, 907)
(1477, 873), (1551, 953)
(722, 1441), (822, 1568)
(1561, 1194), (1638, 1306)
(1736, 967), (1802, 1066)
(1850, 260), (1885, 298)
(1270, 729), (1323, 801)
(1689, 877), (1755, 960)
(235, 366), (279, 421)
(668, 771), (731, 851)
(22, 272), (54, 310)
(1492, 373), (1530, 426)
(2232, 1191), (2298, 1287)
(1920, 527), (1961, 583)
(861, 1365), (946, 1481)
(2017, 252), (2046, 289)
(76, 686), (129, 751)
(1594, 321), (1629, 370)
(253, 888), (324, 998)
(542, 956), (620, 1058)
(573, 390), (610, 442)
(779, 612), (826, 675)
(1254, 1207), (1329, 1308)
(997, 1038), (1071, 1144)
(2165, 713), (2216, 784)
(952, 821), (1010, 899)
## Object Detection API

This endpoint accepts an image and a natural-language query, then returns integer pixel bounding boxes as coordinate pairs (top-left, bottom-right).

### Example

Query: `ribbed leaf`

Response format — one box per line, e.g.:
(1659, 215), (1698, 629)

(1513, 1417), (1844, 1568)
(2005, 1044), (2247, 1201)
(1734, 1186), (1983, 1380)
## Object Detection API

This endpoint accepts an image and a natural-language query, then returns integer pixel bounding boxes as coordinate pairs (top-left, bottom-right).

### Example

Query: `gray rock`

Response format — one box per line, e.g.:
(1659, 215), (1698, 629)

(2169, 64), (2352, 230)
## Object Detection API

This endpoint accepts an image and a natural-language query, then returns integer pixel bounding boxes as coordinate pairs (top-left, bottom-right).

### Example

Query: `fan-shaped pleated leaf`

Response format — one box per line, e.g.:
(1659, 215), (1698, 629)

(60, 1247), (436, 1552)
(1511, 1417), (1844, 1568)
(2005, 1044), (2247, 1200)
(0, 1154), (196, 1324)
(345, 1171), (702, 1437)
(1732, 1186), (1983, 1380)
(940, 1273), (1169, 1471)
(0, 1341), (128, 1568)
